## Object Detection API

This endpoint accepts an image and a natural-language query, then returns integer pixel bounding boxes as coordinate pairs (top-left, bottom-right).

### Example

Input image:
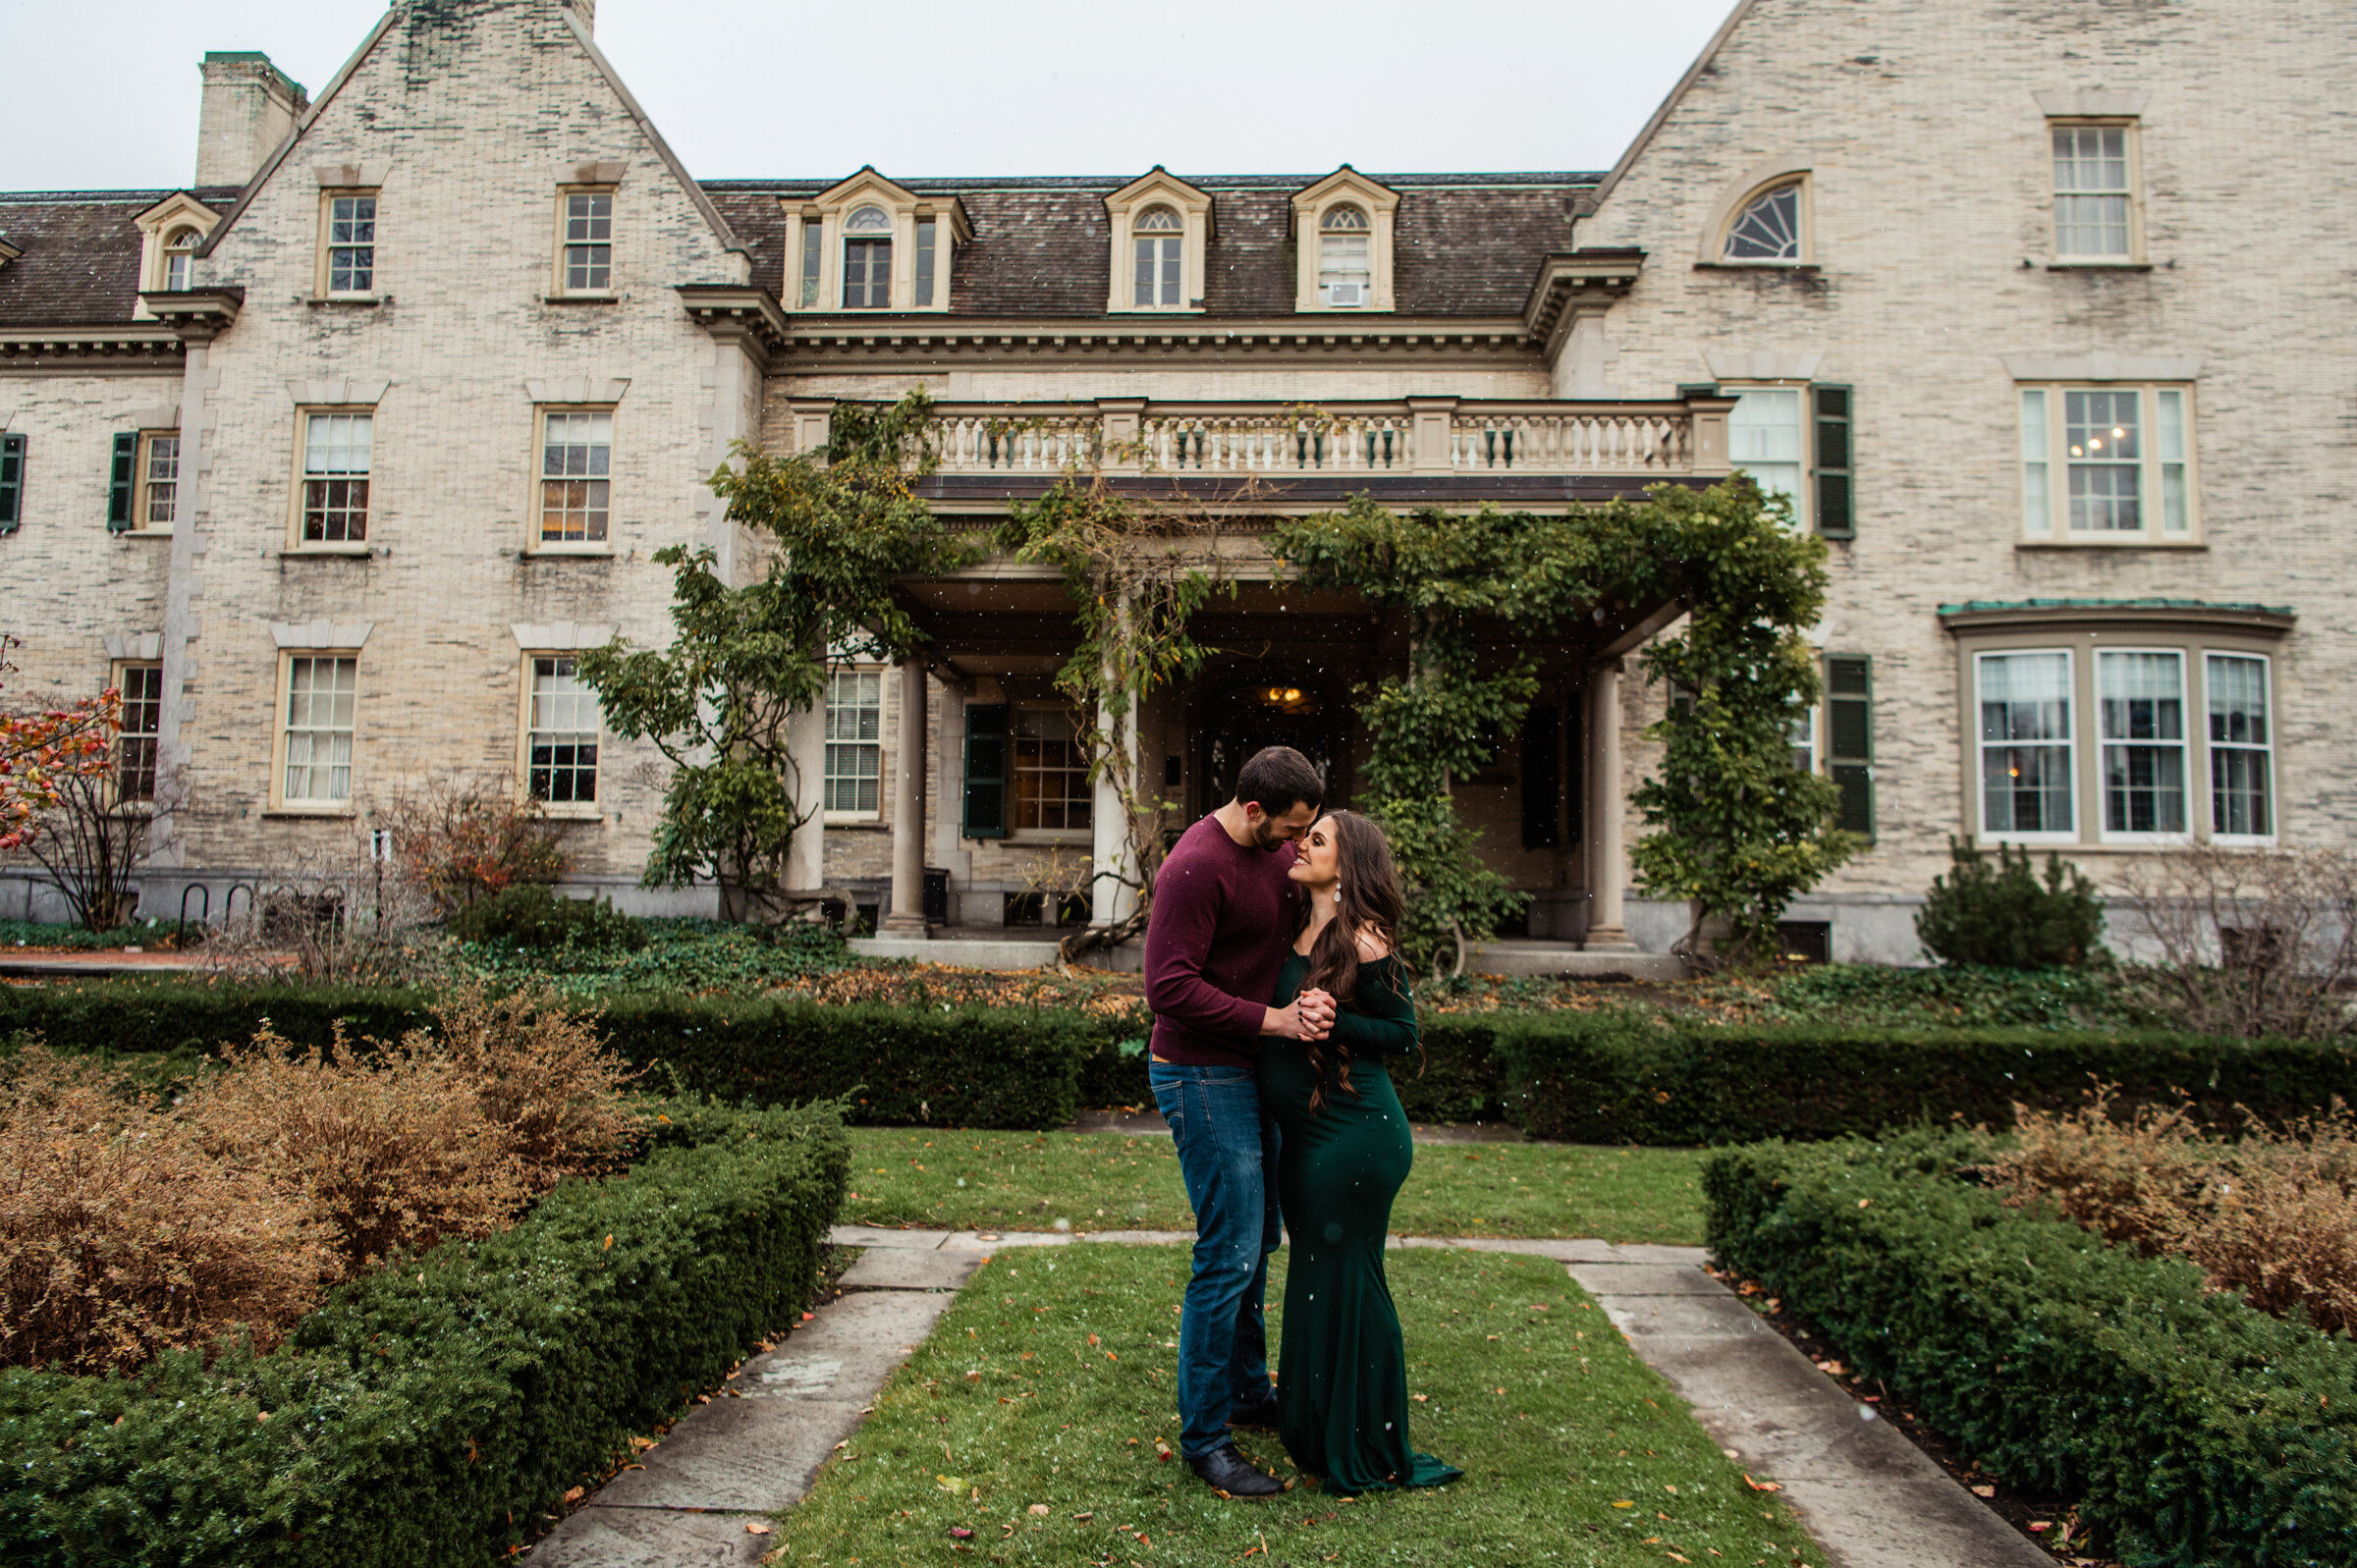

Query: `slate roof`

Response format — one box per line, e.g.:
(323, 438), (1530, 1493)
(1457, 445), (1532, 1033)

(0, 189), (238, 328)
(2, 175), (1593, 328)
(703, 174), (1595, 318)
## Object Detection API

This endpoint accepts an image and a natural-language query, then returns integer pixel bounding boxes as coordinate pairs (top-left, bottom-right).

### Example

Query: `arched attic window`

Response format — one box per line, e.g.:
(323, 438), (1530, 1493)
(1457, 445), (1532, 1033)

(1723, 181), (1804, 261)
(163, 227), (199, 291)
(843, 204), (892, 307)
(1318, 204), (1372, 305)
(1133, 205), (1182, 308)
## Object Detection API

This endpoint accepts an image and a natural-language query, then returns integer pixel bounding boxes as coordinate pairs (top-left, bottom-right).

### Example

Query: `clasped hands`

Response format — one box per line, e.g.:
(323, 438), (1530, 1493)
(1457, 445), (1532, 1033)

(1269, 987), (1338, 1041)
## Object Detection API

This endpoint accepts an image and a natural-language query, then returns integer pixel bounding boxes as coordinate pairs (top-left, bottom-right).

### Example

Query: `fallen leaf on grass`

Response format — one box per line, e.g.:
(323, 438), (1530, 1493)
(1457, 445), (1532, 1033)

(1071, 1511), (1094, 1522)
(1411, 1393), (1429, 1403)
(744, 1522), (772, 1536)
(628, 1435), (657, 1452)
(949, 1525), (974, 1540)
(1612, 1499), (1635, 1509)
(1027, 1503), (1051, 1515)
(1742, 1474), (1782, 1493)
(562, 1487), (583, 1504)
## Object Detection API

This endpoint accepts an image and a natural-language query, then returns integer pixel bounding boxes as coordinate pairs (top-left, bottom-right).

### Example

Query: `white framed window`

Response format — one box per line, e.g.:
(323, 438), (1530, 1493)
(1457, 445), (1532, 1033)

(797, 221), (822, 307)
(115, 661), (163, 802)
(538, 408), (613, 545)
(842, 205), (892, 309)
(824, 669), (883, 816)
(913, 217), (938, 307)
(1727, 387), (1805, 527)
(322, 192), (377, 296)
(2018, 385), (2194, 543)
(1723, 181), (1804, 262)
(279, 654), (356, 807)
(1013, 706), (1091, 834)
(2207, 653), (2274, 842)
(1318, 204), (1372, 306)
(1977, 649), (2076, 842)
(2096, 649), (2189, 841)
(2052, 122), (2139, 261)
(1133, 205), (1183, 309)
(298, 411), (372, 544)
(135, 432), (180, 532)
(526, 655), (599, 806)
(559, 190), (613, 294)
(1787, 700), (1817, 775)
(162, 227), (199, 291)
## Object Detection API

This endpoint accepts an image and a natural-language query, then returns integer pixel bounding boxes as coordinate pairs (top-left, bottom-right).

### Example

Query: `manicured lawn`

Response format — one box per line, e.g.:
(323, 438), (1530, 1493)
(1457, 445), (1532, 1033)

(842, 1129), (1708, 1246)
(767, 1242), (1822, 1566)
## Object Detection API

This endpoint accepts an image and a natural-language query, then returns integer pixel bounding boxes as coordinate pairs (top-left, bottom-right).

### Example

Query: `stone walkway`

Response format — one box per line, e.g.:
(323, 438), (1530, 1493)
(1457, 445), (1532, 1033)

(528, 1227), (2049, 1568)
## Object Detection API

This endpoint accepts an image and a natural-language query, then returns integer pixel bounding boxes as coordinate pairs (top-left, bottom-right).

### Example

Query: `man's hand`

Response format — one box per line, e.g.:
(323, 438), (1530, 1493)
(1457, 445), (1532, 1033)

(1261, 990), (1337, 1041)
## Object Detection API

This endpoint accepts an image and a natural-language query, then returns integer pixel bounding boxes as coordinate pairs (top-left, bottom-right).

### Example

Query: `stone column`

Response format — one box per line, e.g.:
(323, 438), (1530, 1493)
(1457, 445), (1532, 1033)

(1090, 697), (1139, 929)
(784, 691), (827, 900)
(1584, 660), (1634, 950)
(883, 658), (930, 934)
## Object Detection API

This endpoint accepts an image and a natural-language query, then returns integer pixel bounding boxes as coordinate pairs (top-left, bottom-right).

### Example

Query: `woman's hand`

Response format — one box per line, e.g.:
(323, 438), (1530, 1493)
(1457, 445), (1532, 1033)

(1262, 989), (1337, 1040)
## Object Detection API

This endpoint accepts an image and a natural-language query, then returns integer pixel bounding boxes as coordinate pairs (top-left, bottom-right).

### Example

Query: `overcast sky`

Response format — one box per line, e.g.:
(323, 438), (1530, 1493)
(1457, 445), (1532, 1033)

(1, 0), (1739, 191)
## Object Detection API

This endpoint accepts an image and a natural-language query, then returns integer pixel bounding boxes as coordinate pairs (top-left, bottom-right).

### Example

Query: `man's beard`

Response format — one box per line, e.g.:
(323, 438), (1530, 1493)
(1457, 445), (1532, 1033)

(1252, 818), (1294, 851)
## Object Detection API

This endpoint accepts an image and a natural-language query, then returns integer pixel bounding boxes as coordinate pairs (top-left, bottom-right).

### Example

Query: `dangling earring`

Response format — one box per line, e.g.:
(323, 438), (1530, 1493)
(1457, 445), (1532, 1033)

(1333, 888), (1343, 902)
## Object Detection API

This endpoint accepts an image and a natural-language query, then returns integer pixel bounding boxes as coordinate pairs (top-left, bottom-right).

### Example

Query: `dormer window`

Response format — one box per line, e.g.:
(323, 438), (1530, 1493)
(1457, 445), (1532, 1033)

(1133, 206), (1182, 308)
(1289, 167), (1398, 312)
(1318, 205), (1371, 306)
(1105, 169), (1213, 315)
(843, 205), (892, 308)
(162, 228), (199, 291)
(780, 172), (968, 313)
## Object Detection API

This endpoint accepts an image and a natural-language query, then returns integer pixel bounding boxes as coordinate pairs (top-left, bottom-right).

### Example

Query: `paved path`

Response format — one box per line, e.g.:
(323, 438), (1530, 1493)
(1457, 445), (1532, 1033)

(527, 1227), (2046, 1568)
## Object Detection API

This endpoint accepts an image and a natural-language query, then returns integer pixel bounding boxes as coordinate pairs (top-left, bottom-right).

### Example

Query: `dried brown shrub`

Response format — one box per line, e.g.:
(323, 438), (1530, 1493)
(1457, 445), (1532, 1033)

(2115, 845), (2357, 1040)
(0, 1045), (336, 1374)
(429, 986), (647, 1186)
(1983, 1085), (2357, 1333)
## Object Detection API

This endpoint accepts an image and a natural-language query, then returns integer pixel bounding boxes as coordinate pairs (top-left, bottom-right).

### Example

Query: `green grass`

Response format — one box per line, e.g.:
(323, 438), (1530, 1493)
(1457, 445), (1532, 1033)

(768, 1243), (1822, 1566)
(843, 1130), (1708, 1247)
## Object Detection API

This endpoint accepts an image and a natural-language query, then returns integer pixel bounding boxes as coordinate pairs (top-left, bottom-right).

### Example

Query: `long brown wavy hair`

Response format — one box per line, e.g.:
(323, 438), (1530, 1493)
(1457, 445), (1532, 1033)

(1297, 811), (1413, 1112)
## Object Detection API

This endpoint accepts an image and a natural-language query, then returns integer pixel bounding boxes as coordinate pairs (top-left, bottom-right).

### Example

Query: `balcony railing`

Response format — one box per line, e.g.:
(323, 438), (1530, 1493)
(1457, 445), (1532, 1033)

(785, 396), (1732, 481)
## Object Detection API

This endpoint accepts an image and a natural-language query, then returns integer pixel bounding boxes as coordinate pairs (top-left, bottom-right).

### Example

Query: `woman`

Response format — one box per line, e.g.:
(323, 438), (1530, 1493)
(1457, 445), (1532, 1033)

(1260, 810), (1460, 1495)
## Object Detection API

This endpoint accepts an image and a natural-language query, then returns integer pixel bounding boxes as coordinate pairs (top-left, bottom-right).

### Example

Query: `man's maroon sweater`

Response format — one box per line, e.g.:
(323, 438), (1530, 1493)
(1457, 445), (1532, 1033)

(1143, 813), (1303, 1069)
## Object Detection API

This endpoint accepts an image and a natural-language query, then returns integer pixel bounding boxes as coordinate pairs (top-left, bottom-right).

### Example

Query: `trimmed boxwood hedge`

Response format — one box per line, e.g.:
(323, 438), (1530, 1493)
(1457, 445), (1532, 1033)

(0, 985), (1093, 1130)
(13, 983), (2357, 1139)
(1705, 1133), (2357, 1567)
(0, 1097), (849, 1568)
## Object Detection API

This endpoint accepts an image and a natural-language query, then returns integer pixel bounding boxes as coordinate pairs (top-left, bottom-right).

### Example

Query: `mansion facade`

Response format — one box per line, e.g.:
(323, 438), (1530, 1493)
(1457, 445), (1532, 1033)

(0, 0), (2348, 964)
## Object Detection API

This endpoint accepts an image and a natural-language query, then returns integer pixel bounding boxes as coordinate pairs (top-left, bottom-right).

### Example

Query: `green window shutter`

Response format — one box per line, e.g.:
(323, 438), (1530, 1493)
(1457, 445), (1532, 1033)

(1825, 653), (1874, 838)
(1813, 384), (1854, 539)
(1519, 702), (1560, 849)
(962, 703), (1009, 839)
(0, 434), (23, 533)
(106, 432), (137, 532)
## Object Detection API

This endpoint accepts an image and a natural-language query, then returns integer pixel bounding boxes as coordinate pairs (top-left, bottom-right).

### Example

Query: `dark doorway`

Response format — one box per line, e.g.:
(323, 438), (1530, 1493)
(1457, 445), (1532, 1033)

(1201, 676), (1337, 812)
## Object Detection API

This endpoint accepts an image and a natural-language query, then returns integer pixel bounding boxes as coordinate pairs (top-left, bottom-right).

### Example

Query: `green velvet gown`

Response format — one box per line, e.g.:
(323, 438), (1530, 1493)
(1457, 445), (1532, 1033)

(1262, 950), (1461, 1495)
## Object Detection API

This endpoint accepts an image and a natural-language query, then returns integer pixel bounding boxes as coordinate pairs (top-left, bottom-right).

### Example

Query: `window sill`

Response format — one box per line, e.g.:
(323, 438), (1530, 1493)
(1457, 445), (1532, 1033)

(281, 543), (375, 558)
(2017, 536), (2204, 550)
(2045, 260), (2154, 272)
(543, 292), (619, 304)
(114, 528), (173, 542)
(1009, 830), (1092, 846)
(1693, 260), (1820, 273)
(263, 806), (357, 819)
(1105, 306), (1207, 316)
(540, 805), (606, 822)
(307, 295), (384, 306)
(523, 544), (616, 559)
(823, 814), (888, 829)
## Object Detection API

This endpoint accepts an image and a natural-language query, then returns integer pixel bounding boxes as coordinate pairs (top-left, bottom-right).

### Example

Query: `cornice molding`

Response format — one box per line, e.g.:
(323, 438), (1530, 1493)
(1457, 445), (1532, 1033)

(0, 325), (186, 367)
(1522, 250), (1644, 357)
(1938, 598), (2294, 636)
(137, 288), (246, 342)
(678, 284), (792, 361)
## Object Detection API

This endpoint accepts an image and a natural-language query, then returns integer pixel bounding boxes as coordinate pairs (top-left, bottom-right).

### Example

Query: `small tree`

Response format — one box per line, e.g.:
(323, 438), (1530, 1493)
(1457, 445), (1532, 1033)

(383, 775), (567, 915)
(2114, 845), (2353, 1039)
(1914, 837), (2106, 968)
(0, 634), (136, 929)
(579, 392), (971, 920)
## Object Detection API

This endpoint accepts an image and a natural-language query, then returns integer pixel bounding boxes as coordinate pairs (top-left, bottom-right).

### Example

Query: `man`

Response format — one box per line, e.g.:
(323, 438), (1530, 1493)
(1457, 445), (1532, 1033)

(1142, 745), (1335, 1498)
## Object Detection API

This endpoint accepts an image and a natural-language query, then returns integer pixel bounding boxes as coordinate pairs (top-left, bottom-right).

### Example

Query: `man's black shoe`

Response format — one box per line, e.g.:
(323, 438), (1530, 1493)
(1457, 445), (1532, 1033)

(1226, 1394), (1282, 1431)
(1187, 1443), (1282, 1497)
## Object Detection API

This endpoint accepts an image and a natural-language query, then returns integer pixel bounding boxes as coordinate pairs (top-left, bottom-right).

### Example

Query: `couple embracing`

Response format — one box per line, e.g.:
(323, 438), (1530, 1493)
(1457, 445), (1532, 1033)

(1141, 745), (1460, 1500)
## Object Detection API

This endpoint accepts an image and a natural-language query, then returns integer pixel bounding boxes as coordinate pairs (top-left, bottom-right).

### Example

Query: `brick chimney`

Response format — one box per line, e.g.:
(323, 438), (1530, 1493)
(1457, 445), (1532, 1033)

(194, 52), (308, 188)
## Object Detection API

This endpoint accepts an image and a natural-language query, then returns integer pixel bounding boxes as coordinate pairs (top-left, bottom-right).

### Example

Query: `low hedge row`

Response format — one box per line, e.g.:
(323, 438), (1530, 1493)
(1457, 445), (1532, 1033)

(13, 983), (2357, 1139)
(1705, 1133), (2357, 1567)
(0, 1096), (850, 1568)
(0, 985), (1094, 1130)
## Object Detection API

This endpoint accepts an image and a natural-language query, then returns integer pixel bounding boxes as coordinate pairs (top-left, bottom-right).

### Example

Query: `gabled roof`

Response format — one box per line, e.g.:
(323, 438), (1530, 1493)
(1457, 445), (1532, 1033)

(1587, 0), (1763, 212)
(0, 189), (238, 327)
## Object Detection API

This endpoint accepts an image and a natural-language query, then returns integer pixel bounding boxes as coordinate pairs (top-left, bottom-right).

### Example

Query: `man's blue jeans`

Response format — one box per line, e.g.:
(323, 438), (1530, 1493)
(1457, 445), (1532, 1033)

(1150, 1059), (1282, 1460)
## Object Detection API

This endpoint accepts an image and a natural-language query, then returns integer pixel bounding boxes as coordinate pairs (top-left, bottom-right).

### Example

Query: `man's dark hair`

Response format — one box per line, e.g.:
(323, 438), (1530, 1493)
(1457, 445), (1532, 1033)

(1234, 746), (1324, 817)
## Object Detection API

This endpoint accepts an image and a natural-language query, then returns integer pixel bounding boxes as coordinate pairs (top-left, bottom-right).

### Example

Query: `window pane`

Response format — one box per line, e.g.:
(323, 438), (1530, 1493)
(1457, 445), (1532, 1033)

(1727, 389), (1804, 519)
(1013, 707), (1092, 832)
(913, 218), (936, 307)
(283, 656), (356, 803)
(116, 663), (163, 800)
(844, 239), (890, 307)
(1319, 232), (1371, 302)
(1979, 651), (2073, 836)
(824, 671), (884, 813)
(1135, 205), (1181, 232)
(328, 195), (375, 292)
(799, 224), (822, 306)
(2019, 389), (2051, 535)
(2054, 127), (2131, 256)
(527, 655), (600, 804)
(303, 411), (373, 537)
(141, 435), (179, 527)
(2099, 651), (2185, 835)
(540, 410), (613, 542)
(2208, 653), (2272, 838)
(2065, 389), (2142, 531)
(846, 204), (891, 231)
(1724, 183), (1801, 260)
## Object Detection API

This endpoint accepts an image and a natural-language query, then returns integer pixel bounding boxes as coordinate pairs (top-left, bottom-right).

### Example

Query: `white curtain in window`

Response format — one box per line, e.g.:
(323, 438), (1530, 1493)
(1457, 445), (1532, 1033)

(1727, 389), (1804, 519)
